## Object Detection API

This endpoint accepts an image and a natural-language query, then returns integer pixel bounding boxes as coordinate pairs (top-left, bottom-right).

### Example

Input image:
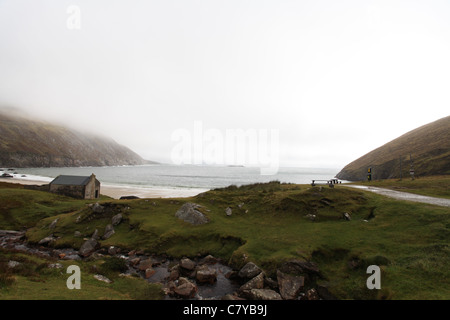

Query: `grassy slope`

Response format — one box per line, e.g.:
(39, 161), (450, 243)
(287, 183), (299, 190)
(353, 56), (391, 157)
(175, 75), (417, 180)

(336, 116), (450, 181)
(0, 182), (110, 230)
(1, 181), (449, 300)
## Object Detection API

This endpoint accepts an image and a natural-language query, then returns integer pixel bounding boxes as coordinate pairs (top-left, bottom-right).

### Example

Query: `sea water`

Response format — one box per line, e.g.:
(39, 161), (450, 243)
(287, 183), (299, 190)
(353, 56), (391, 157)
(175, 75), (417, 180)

(5, 165), (342, 192)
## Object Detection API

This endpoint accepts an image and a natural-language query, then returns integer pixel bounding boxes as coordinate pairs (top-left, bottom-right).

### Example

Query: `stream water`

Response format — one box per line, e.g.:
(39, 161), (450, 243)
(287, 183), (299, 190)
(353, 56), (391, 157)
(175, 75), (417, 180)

(1, 230), (241, 300)
(145, 260), (240, 300)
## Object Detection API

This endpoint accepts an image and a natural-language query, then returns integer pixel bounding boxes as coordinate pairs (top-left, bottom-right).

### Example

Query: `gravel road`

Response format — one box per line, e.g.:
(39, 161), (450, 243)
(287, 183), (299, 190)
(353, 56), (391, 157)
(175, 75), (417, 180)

(344, 185), (450, 207)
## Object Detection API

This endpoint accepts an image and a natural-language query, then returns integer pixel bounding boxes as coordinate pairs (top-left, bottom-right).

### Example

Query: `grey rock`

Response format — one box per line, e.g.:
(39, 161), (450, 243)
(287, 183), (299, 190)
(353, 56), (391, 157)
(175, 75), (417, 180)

(74, 231), (82, 237)
(0, 230), (23, 237)
(175, 203), (209, 225)
(180, 258), (196, 271)
(244, 289), (282, 300)
(238, 262), (262, 279)
(79, 238), (98, 257)
(343, 212), (351, 221)
(173, 277), (198, 299)
(168, 266), (180, 281)
(137, 258), (153, 271)
(7, 260), (20, 268)
(225, 207), (232, 216)
(195, 265), (217, 284)
(38, 235), (56, 246)
(199, 255), (218, 265)
(277, 270), (305, 300)
(111, 213), (123, 226)
(14, 244), (29, 251)
(102, 224), (115, 239)
(64, 254), (81, 261)
(91, 229), (99, 240)
(92, 202), (104, 213)
(240, 272), (265, 291)
(264, 277), (279, 290)
(108, 246), (118, 255)
(48, 218), (58, 230)
(130, 257), (141, 266)
(94, 274), (112, 284)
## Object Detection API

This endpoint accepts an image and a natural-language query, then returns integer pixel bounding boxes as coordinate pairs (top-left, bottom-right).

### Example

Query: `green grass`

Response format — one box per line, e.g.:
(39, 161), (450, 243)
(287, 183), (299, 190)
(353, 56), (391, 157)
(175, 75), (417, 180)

(348, 175), (450, 199)
(0, 248), (164, 300)
(0, 183), (111, 230)
(1, 180), (449, 300)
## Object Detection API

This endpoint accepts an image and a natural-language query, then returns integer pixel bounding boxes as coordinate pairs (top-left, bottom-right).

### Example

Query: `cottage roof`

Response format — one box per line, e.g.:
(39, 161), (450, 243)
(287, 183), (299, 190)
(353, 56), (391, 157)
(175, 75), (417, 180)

(50, 175), (92, 186)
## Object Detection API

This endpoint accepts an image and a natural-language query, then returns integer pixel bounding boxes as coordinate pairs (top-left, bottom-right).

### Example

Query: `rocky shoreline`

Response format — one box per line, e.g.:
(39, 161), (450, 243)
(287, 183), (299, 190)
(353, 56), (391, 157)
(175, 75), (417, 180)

(1, 228), (336, 300)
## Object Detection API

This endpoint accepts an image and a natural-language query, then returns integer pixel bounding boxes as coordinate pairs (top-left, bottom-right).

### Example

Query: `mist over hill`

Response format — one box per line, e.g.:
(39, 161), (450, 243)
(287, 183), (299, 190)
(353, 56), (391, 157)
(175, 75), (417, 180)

(336, 116), (450, 181)
(0, 110), (152, 168)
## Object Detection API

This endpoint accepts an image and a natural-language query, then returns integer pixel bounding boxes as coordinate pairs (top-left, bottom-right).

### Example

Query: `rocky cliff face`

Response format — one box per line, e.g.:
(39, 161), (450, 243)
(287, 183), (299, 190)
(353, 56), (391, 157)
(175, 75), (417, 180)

(0, 112), (149, 168)
(336, 116), (450, 181)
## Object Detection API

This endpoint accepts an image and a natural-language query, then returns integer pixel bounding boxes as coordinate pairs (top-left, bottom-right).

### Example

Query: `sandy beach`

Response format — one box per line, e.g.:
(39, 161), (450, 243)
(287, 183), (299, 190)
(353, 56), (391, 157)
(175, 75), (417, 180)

(0, 177), (208, 199)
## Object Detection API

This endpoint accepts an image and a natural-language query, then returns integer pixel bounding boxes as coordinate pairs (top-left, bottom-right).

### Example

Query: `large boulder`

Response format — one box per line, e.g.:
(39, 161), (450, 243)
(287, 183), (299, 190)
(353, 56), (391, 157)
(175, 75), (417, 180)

(173, 277), (198, 299)
(238, 262), (262, 279)
(240, 272), (265, 291)
(180, 258), (196, 271)
(79, 239), (98, 257)
(277, 270), (305, 300)
(196, 265), (217, 284)
(175, 203), (209, 225)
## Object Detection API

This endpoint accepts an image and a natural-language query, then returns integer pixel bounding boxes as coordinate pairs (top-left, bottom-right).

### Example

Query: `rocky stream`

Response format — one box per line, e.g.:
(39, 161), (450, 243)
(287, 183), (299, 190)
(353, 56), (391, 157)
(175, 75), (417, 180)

(1, 228), (335, 300)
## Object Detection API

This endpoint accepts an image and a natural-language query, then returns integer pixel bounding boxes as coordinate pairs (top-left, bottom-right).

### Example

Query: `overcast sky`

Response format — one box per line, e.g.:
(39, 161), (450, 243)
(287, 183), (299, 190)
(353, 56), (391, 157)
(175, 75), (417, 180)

(0, 0), (449, 168)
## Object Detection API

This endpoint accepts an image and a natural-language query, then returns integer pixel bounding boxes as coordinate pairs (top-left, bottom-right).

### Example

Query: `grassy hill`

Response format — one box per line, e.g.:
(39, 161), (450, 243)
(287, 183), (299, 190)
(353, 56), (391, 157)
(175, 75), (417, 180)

(1, 181), (449, 300)
(336, 116), (450, 181)
(0, 110), (150, 168)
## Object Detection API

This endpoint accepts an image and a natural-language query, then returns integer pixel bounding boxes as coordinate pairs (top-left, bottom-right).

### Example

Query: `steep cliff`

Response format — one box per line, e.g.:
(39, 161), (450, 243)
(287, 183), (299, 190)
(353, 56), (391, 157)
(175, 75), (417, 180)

(0, 111), (150, 168)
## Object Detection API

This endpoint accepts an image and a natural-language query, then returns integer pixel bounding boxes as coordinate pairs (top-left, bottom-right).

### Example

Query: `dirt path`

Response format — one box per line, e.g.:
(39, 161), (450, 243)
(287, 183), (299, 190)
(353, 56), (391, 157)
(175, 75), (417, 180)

(343, 185), (450, 207)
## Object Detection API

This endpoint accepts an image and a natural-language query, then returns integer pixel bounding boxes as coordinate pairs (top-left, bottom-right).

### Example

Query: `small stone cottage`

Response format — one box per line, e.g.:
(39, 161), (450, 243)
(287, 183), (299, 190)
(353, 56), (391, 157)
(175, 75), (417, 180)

(49, 173), (100, 199)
